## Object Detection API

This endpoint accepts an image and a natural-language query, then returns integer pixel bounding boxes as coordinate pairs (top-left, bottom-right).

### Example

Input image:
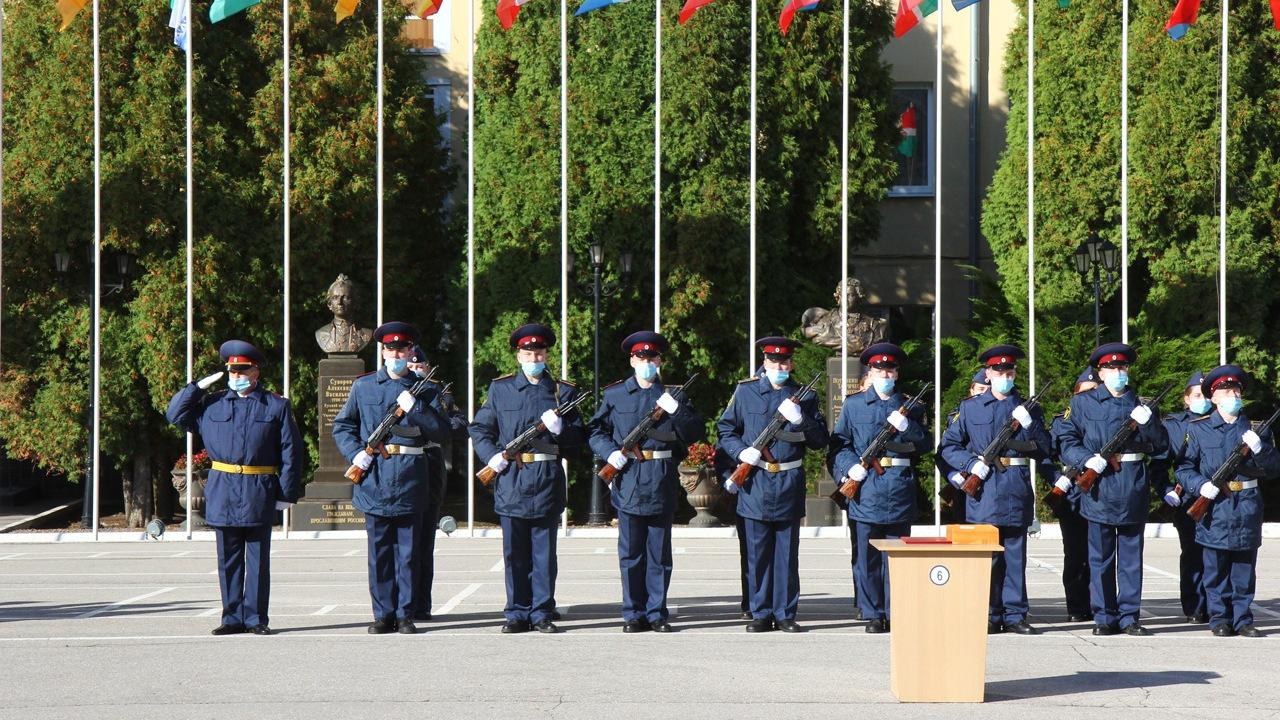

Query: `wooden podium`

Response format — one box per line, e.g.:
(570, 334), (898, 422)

(869, 538), (1003, 703)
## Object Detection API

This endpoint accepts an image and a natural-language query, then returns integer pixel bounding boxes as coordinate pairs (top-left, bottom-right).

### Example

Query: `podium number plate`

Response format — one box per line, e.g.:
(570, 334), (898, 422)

(929, 565), (950, 586)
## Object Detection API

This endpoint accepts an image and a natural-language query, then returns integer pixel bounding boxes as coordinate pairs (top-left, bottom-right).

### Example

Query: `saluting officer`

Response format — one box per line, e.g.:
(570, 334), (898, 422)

(469, 323), (586, 634)
(1057, 342), (1168, 636)
(588, 331), (704, 633)
(827, 342), (931, 634)
(1148, 370), (1210, 624)
(937, 345), (1051, 635)
(1046, 366), (1099, 623)
(716, 336), (829, 633)
(333, 322), (450, 635)
(406, 345), (469, 622)
(166, 340), (303, 636)
(1176, 365), (1280, 637)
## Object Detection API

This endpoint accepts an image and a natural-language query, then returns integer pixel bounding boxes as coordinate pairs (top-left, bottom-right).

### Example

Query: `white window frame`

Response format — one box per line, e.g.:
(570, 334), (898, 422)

(887, 83), (935, 199)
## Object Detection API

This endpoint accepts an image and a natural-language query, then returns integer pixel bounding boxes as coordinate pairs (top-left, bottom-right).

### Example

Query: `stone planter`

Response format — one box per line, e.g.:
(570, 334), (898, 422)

(171, 469), (208, 527)
(679, 465), (727, 528)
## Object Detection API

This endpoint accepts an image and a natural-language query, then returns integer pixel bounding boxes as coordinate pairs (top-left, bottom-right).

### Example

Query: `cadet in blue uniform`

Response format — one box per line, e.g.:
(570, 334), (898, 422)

(333, 322), (450, 635)
(827, 342), (931, 633)
(406, 345), (469, 622)
(716, 336), (829, 633)
(1057, 342), (1168, 636)
(588, 331), (704, 633)
(1176, 365), (1280, 637)
(1045, 366), (1099, 622)
(166, 340), (303, 636)
(938, 345), (1051, 634)
(939, 369), (991, 524)
(1148, 370), (1210, 623)
(468, 323), (586, 634)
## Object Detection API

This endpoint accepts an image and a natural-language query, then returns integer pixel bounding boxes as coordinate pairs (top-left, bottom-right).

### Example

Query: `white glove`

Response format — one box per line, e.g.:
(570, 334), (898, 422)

(847, 464), (869, 482)
(723, 479), (740, 494)
(1055, 476), (1072, 493)
(1163, 490), (1181, 507)
(778, 399), (803, 424)
(196, 371), (225, 390)
(738, 447), (762, 466)
(656, 392), (680, 415)
(886, 410), (908, 432)
(397, 390), (416, 413)
(352, 450), (375, 471)
(1243, 430), (1263, 454)
(607, 450), (628, 470)
(541, 409), (563, 435)
(969, 459), (990, 480)
(487, 453), (509, 474)
(275, 501), (292, 511)
(1011, 405), (1034, 429)
(1085, 454), (1108, 474)
(1129, 405), (1153, 425)
(1199, 481), (1220, 500)
(947, 471), (965, 489)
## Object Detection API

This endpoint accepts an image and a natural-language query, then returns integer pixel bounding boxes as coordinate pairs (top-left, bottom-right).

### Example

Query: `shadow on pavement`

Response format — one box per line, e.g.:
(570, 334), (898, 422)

(986, 670), (1220, 701)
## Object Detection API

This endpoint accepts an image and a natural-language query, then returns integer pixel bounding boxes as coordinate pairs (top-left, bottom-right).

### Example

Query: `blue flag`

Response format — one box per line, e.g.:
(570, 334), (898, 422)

(575, 0), (629, 15)
(951, 0), (980, 10)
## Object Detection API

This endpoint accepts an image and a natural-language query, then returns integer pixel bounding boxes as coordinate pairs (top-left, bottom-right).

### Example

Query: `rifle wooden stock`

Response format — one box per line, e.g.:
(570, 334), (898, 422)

(1075, 466), (1101, 493)
(476, 465), (498, 487)
(729, 461), (752, 487)
(1185, 494), (1212, 522)
(598, 462), (620, 483)
(938, 482), (960, 508)
(828, 488), (849, 510)
(838, 478), (861, 500)
(960, 472), (981, 498)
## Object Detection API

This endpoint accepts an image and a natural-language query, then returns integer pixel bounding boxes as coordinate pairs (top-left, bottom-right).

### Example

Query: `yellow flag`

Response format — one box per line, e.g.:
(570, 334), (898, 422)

(409, 0), (443, 16)
(335, 0), (360, 22)
(56, 0), (89, 31)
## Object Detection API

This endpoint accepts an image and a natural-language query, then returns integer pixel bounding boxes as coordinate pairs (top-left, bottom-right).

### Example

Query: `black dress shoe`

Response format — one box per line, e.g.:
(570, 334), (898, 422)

(987, 621), (1004, 634)
(1192, 612), (1210, 624)
(1092, 624), (1119, 636)
(501, 619), (531, 634)
(250, 624), (272, 636)
(740, 610), (754, 621)
(1123, 624), (1152, 636)
(1211, 624), (1235, 637)
(1006, 620), (1039, 635)
(413, 611), (433, 622)
(549, 609), (563, 621)
(745, 618), (775, 633)
(623, 619), (650, 633)
(211, 624), (247, 636)
(865, 618), (888, 634)
(1237, 624), (1262, 638)
(1067, 613), (1092, 622)
(777, 619), (803, 633)
(535, 620), (559, 634)
(397, 618), (418, 635)
(650, 620), (674, 633)
(368, 617), (396, 634)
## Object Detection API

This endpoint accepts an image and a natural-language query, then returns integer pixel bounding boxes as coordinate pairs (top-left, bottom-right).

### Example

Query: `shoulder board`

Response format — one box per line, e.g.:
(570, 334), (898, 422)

(738, 377), (757, 385)
(947, 409), (960, 421)
(355, 370), (376, 379)
(1052, 411), (1065, 419)
(492, 373), (515, 382)
(1063, 406), (1072, 420)
(1190, 415), (1213, 424)
(960, 394), (982, 403)
(602, 378), (626, 391)
(558, 378), (577, 388)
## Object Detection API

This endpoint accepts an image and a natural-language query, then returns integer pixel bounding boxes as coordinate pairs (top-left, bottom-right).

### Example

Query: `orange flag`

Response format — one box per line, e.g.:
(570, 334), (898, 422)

(410, 0), (444, 17)
(336, 0), (360, 23)
(56, 0), (89, 31)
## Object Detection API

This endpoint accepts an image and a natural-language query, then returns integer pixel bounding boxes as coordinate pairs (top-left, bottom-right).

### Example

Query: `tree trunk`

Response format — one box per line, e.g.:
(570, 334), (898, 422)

(123, 453), (153, 529)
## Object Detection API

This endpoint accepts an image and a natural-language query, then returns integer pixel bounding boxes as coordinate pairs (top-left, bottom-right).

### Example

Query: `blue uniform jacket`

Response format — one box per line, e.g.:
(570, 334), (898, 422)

(1058, 386), (1170, 526)
(826, 387), (932, 525)
(937, 388), (1051, 527)
(1048, 411), (1085, 511)
(715, 374), (829, 522)
(1176, 412), (1280, 551)
(1148, 410), (1199, 499)
(587, 376), (705, 517)
(166, 383), (304, 527)
(467, 373), (586, 520)
(332, 368), (450, 517)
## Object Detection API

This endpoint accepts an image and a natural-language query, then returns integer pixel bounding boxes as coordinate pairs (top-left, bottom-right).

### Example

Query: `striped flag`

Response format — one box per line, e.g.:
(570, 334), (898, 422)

(778, 0), (819, 34)
(1164, 0), (1200, 39)
(894, 0), (937, 38)
(55, 0), (88, 31)
(410, 0), (444, 17)
(336, 0), (361, 23)
(897, 104), (918, 158)
(170, 0), (191, 51)
(678, 0), (715, 23)
(210, 0), (262, 23)
(497, 0), (536, 29)
(576, 0), (629, 15)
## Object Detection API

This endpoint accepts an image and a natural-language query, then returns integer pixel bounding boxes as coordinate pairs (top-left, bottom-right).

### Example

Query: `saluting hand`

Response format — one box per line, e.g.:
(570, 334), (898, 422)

(196, 371), (225, 390)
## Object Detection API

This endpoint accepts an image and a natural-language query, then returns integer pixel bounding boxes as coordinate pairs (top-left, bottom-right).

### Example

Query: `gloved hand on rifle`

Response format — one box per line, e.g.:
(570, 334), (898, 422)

(487, 453), (509, 474)
(541, 409), (563, 435)
(1129, 405), (1152, 425)
(1054, 475), (1072, 493)
(738, 447), (762, 466)
(396, 391), (416, 413)
(1163, 489), (1181, 507)
(886, 411), (908, 432)
(968, 459), (991, 480)
(847, 464), (868, 482)
(1198, 482), (1220, 500)
(352, 450), (374, 471)
(657, 392), (680, 414)
(1011, 405), (1034, 429)
(1085, 454), (1108, 474)
(607, 450), (628, 471)
(1243, 430), (1263, 454)
(947, 471), (965, 489)
(778, 399), (803, 425)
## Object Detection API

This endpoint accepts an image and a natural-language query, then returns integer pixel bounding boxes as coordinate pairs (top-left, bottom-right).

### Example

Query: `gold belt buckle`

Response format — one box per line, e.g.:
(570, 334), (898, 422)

(766, 462), (780, 473)
(1228, 481), (1244, 492)
(520, 453), (536, 463)
(229, 464), (243, 473)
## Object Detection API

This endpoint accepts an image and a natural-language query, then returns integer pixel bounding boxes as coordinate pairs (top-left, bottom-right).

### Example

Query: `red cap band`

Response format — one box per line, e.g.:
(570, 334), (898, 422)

(226, 355), (255, 366)
(630, 343), (656, 353)
(986, 355), (1014, 366)
(1104, 352), (1131, 364)
(381, 333), (405, 343)
(517, 335), (545, 347)
(867, 354), (897, 365)
(763, 345), (790, 355)
(1211, 376), (1240, 391)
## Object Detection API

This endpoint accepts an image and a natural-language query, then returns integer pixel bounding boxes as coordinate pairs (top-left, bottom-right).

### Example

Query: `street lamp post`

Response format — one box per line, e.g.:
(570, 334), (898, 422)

(1072, 234), (1119, 347)
(571, 241), (633, 527)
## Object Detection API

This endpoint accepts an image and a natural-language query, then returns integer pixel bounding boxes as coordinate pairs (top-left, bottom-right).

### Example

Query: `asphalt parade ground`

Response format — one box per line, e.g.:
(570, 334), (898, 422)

(1, 535), (1277, 719)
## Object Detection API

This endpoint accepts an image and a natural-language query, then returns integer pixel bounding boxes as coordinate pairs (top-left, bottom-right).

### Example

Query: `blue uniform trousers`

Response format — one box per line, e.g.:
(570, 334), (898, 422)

(1087, 521), (1144, 628)
(736, 514), (750, 614)
(214, 524), (272, 627)
(852, 520), (909, 621)
(1172, 509), (1207, 618)
(1202, 546), (1257, 632)
(617, 509), (674, 623)
(742, 517), (801, 622)
(412, 478), (444, 616)
(846, 521), (860, 610)
(365, 513), (419, 620)
(1053, 502), (1091, 617)
(991, 526), (1030, 624)
(499, 514), (558, 623)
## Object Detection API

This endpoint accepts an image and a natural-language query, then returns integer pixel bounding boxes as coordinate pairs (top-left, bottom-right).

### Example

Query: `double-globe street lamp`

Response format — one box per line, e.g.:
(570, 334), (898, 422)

(1072, 234), (1119, 348)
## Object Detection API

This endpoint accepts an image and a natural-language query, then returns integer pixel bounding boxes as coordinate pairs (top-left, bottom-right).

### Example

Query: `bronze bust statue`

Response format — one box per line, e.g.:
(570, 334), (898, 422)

(314, 274), (373, 355)
(801, 276), (888, 356)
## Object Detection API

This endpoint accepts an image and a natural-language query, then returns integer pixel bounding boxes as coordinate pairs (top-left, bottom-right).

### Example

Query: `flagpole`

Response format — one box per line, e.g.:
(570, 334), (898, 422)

(560, 0), (570, 534)
(1119, 0), (1128, 344)
(1217, 0), (1227, 364)
(840, 0), (850, 535)
(748, 0), (757, 371)
(0, 0), (6, 382)
(281, 0), (292, 538)
(932, 0), (943, 532)
(466, 0), (477, 537)
(1026, 0), (1035, 390)
(653, 0), (662, 332)
(184, 0), (195, 540)
(90, 0), (102, 541)
(376, 0), (385, 329)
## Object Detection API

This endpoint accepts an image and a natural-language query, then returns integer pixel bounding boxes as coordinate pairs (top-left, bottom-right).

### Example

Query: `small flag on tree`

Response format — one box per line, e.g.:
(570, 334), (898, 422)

(336, 0), (361, 23)
(576, 0), (629, 14)
(897, 104), (918, 158)
(497, 0), (536, 29)
(679, 0), (715, 24)
(410, 0), (445, 17)
(778, 0), (819, 34)
(55, 0), (88, 31)
(210, 0), (263, 23)
(894, 0), (937, 38)
(1164, 0), (1200, 39)
(1059, 0), (1070, 8)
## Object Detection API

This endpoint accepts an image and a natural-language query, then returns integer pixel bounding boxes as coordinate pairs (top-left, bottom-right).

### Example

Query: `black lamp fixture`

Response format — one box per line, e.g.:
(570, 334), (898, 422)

(1072, 232), (1120, 347)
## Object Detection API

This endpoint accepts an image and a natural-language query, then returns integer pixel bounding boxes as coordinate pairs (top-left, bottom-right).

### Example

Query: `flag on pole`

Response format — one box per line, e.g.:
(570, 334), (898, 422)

(497, 0), (535, 29)
(211, 0), (263, 23)
(410, 0), (445, 17)
(576, 0), (628, 14)
(1059, 0), (1070, 7)
(894, 0), (937, 38)
(170, 0), (191, 51)
(1164, 0), (1200, 39)
(951, 0), (980, 10)
(678, 0), (715, 23)
(336, 0), (361, 23)
(55, 0), (89, 31)
(897, 104), (918, 158)
(778, 0), (819, 35)
(1271, 0), (1280, 29)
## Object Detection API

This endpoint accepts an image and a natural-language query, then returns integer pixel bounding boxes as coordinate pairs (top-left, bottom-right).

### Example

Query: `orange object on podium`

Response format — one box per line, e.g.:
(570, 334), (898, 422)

(870, 531), (1003, 703)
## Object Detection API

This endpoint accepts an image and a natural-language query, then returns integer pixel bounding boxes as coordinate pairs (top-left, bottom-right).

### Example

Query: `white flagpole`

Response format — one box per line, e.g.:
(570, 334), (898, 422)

(184, 0), (195, 540)
(653, 0), (662, 332)
(1026, 0), (1035, 389)
(282, 0), (292, 537)
(748, 0), (757, 371)
(841, 0), (849, 536)
(560, 0), (570, 534)
(1119, 0), (1128, 344)
(0, 0), (5, 381)
(376, 0), (385, 327)
(467, 0), (476, 537)
(1217, 0), (1227, 364)
(91, 0), (102, 540)
(932, 1), (943, 531)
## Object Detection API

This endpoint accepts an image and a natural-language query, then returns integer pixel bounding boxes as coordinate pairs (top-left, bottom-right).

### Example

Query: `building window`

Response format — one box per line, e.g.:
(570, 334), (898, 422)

(424, 79), (451, 151)
(888, 85), (933, 198)
(402, 0), (451, 55)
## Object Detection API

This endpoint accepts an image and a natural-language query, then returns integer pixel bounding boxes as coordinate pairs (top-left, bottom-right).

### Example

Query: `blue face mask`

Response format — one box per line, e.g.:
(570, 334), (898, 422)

(1217, 396), (1243, 416)
(1104, 370), (1129, 392)
(1189, 397), (1212, 415)
(991, 376), (1015, 395)
(872, 377), (896, 395)
(634, 362), (658, 382)
(766, 368), (790, 386)
(385, 357), (408, 375)
(521, 361), (546, 378)
(227, 376), (252, 393)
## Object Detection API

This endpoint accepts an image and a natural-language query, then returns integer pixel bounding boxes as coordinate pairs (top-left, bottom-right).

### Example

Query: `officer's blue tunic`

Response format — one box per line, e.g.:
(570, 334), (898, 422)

(1049, 411), (1091, 618)
(468, 373), (586, 624)
(1177, 412), (1280, 631)
(167, 382), (303, 628)
(332, 367), (449, 621)
(937, 387), (1051, 625)
(1057, 385), (1169, 629)
(588, 376), (704, 623)
(1149, 409), (1208, 619)
(827, 387), (931, 621)
(715, 374), (828, 622)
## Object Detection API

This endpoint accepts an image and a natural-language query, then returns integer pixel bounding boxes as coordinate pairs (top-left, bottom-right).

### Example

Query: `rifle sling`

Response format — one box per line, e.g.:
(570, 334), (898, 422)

(389, 425), (421, 438)
(776, 431), (806, 443)
(883, 441), (918, 454)
(1005, 439), (1039, 453)
(645, 429), (678, 443)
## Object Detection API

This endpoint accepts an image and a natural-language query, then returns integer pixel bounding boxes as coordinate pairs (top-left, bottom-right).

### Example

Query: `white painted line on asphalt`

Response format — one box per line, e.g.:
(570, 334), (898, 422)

(674, 547), (687, 554)
(1143, 564), (1180, 581)
(436, 583), (483, 615)
(87, 552), (109, 559)
(76, 587), (176, 619)
(198, 607), (222, 617)
(344, 549), (362, 557)
(488, 559), (504, 572)
(0, 553), (24, 561)
(312, 605), (339, 616)
(594, 547), (609, 554)
(172, 550), (193, 557)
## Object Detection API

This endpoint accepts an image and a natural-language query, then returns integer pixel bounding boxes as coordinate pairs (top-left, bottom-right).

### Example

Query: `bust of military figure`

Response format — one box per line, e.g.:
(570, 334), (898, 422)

(314, 274), (373, 355)
(800, 276), (889, 356)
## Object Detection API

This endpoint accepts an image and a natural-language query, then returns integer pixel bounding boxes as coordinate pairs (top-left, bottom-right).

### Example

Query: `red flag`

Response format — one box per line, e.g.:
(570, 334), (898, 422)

(679, 0), (714, 24)
(1163, 0), (1200, 39)
(1272, 0), (1280, 30)
(497, 0), (533, 30)
(778, 0), (819, 35)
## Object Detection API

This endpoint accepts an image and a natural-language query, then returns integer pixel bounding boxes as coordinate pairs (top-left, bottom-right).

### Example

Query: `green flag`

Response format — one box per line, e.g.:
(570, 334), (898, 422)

(1059, 0), (1069, 7)
(210, 0), (262, 22)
